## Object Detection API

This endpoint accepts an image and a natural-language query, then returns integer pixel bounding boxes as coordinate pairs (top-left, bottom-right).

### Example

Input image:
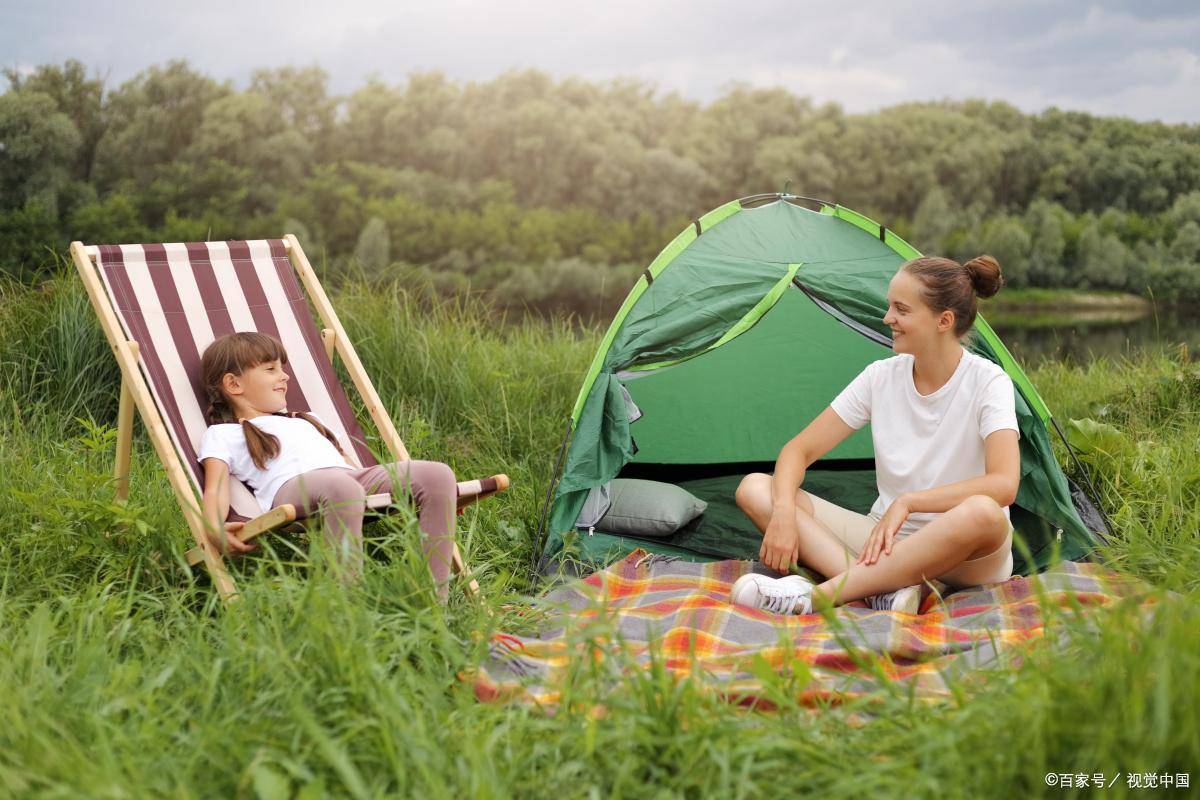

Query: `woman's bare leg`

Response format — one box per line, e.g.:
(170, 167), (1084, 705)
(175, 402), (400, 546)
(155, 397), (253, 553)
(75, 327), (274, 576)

(735, 473), (858, 579)
(810, 495), (1010, 609)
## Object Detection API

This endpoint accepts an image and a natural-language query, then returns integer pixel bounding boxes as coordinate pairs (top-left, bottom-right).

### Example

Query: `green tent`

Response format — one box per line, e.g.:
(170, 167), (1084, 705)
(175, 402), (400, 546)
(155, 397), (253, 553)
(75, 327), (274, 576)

(534, 194), (1109, 578)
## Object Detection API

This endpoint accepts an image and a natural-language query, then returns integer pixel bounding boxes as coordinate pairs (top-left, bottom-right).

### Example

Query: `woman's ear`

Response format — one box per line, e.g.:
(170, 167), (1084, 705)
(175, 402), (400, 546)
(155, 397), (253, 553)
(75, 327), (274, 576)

(938, 309), (955, 333)
(222, 372), (243, 396)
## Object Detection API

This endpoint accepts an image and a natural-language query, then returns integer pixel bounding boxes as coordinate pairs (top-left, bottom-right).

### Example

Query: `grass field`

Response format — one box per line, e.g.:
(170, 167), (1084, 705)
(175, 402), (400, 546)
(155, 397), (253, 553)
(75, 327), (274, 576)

(0, 271), (1196, 798)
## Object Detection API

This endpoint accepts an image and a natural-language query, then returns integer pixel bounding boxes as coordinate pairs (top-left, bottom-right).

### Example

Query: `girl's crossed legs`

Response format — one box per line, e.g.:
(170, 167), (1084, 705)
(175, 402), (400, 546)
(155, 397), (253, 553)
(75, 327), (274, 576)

(273, 460), (457, 599)
(735, 472), (1013, 608)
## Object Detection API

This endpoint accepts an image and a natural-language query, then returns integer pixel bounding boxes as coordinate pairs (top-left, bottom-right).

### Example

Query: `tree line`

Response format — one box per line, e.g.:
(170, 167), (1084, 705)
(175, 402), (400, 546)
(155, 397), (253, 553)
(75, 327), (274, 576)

(3, 59), (1200, 313)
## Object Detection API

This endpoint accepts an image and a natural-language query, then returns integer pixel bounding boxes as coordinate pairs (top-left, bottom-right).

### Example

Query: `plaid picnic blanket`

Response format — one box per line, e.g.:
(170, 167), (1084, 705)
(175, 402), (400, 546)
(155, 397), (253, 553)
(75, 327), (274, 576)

(472, 550), (1159, 711)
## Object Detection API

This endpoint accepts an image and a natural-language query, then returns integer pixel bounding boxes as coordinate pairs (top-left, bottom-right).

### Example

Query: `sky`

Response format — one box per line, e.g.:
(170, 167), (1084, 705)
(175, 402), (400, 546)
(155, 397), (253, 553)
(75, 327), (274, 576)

(3, 0), (1199, 123)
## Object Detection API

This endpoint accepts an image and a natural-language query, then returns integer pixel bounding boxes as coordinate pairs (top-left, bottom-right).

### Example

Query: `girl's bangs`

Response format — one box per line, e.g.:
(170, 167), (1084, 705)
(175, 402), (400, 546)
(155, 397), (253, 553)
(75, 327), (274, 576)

(234, 332), (289, 369)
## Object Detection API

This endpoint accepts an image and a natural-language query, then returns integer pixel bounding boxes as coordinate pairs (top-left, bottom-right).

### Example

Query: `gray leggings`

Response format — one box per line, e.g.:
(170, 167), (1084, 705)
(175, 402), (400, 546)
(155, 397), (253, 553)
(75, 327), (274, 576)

(272, 460), (457, 597)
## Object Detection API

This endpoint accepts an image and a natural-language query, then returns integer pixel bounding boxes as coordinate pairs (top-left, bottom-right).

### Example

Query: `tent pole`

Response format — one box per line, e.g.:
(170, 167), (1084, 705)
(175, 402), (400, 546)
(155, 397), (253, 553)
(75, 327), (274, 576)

(736, 191), (836, 210)
(530, 416), (574, 585)
(1049, 415), (1116, 552)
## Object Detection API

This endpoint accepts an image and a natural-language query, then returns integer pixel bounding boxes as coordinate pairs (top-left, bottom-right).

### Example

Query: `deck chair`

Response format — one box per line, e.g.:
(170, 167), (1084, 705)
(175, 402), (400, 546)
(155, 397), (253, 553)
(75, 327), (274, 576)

(69, 235), (509, 602)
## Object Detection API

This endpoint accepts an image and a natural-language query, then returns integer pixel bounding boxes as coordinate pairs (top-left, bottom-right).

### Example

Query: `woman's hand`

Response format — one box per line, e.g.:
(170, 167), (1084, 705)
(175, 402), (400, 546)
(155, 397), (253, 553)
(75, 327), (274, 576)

(760, 513), (801, 574)
(857, 496), (910, 565)
(206, 520), (257, 556)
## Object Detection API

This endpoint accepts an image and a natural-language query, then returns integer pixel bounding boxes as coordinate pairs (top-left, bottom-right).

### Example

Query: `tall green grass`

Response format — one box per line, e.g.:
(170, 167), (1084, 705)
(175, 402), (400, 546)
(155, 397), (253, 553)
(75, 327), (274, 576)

(0, 271), (1195, 798)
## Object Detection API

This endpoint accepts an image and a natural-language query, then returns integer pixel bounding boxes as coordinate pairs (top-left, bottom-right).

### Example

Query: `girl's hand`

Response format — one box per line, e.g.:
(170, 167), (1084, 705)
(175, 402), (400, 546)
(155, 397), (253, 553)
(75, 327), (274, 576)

(206, 521), (257, 556)
(857, 497), (910, 566)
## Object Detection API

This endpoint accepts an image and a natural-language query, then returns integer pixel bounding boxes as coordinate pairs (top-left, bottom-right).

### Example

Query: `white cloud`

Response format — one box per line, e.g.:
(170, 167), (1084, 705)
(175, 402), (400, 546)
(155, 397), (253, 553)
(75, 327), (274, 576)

(1, 0), (1197, 122)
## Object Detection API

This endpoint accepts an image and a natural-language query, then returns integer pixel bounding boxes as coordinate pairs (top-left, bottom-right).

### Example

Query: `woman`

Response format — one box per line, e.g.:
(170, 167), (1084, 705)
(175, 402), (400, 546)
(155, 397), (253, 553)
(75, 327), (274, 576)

(730, 255), (1020, 615)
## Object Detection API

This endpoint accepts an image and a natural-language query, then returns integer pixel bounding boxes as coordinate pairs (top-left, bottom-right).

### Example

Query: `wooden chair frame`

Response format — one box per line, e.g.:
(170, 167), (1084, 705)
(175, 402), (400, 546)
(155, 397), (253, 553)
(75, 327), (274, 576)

(70, 234), (480, 602)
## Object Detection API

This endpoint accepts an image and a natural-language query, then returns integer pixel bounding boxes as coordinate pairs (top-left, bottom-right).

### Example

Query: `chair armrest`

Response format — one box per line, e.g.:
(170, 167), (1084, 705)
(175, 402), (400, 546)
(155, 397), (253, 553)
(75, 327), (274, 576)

(456, 474), (511, 511)
(184, 504), (297, 566)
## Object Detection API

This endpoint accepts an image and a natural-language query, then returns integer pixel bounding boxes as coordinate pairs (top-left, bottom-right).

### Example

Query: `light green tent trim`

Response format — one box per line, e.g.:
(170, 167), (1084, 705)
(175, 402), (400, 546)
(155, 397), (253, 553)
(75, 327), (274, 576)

(822, 204), (1052, 425)
(972, 316), (1052, 425)
(569, 199), (742, 422)
(820, 203), (921, 259)
(627, 262), (802, 373)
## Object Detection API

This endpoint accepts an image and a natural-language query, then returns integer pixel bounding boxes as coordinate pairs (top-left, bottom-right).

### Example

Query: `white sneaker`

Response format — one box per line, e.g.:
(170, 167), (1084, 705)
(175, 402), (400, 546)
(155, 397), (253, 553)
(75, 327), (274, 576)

(730, 573), (814, 615)
(865, 584), (924, 614)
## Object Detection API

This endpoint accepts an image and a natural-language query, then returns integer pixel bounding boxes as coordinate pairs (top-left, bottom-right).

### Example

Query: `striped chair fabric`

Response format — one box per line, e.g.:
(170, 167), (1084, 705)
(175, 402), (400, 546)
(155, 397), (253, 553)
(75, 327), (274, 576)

(95, 239), (374, 520)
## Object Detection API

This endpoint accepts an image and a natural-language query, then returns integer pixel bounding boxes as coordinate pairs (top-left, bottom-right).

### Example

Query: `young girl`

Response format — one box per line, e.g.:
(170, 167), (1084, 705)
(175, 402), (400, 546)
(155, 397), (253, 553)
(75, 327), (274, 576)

(730, 255), (1020, 616)
(197, 331), (458, 600)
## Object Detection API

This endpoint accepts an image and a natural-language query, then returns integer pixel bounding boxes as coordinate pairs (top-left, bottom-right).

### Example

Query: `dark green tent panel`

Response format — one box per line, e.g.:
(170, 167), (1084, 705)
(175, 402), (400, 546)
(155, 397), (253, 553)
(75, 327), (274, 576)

(536, 195), (1108, 578)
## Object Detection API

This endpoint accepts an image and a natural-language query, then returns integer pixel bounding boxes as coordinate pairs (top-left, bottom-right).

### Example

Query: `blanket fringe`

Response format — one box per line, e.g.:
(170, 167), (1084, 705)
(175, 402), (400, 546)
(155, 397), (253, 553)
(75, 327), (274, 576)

(634, 553), (682, 570)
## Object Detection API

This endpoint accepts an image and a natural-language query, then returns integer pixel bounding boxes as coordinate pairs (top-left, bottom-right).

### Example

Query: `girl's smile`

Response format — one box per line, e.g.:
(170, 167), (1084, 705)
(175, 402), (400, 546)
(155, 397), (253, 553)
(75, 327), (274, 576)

(223, 358), (290, 417)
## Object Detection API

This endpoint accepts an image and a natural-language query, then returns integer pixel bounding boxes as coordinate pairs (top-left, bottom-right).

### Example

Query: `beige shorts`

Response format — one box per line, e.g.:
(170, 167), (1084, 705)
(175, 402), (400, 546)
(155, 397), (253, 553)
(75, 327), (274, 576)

(807, 492), (1014, 588)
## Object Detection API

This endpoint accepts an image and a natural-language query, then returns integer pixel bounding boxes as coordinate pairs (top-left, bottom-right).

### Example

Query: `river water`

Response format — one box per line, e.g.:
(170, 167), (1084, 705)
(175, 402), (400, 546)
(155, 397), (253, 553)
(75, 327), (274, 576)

(985, 305), (1200, 365)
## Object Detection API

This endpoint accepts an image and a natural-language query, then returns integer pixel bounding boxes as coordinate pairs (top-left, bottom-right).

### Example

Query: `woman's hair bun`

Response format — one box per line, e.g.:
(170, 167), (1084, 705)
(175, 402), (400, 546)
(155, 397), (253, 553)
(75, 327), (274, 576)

(963, 255), (1004, 299)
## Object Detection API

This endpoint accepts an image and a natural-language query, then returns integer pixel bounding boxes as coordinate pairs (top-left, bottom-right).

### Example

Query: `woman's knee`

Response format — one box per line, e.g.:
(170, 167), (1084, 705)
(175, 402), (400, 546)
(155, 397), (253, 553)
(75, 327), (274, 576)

(957, 495), (1008, 546)
(735, 472), (771, 512)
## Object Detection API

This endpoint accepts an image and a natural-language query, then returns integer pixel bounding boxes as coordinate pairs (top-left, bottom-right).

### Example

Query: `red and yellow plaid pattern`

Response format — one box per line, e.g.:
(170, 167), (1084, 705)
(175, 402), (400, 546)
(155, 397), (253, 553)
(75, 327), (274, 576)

(472, 550), (1158, 711)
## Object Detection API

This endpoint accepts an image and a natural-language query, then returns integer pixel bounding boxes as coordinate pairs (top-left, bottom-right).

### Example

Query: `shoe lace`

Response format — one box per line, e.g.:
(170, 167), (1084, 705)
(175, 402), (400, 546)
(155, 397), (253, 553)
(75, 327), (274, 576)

(760, 585), (809, 615)
(865, 590), (897, 611)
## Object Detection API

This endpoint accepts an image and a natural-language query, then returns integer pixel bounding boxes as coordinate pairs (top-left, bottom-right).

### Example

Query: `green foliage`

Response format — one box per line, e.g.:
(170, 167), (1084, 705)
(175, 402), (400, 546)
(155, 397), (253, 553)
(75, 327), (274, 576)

(0, 270), (118, 428)
(90, 60), (232, 193)
(910, 186), (955, 252)
(353, 216), (390, 274)
(979, 216), (1032, 288)
(0, 203), (60, 280)
(2, 60), (1200, 308)
(3, 59), (105, 183)
(1077, 221), (1131, 290)
(0, 91), (81, 216)
(68, 193), (149, 245)
(1170, 220), (1200, 262)
(1025, 200), (1069, 286)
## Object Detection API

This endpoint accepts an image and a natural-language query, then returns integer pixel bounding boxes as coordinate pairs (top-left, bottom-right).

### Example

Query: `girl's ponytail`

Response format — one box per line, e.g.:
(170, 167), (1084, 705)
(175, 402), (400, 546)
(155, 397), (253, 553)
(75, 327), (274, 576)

(205, 388), (280, 471)
(241, 419), (281, 470)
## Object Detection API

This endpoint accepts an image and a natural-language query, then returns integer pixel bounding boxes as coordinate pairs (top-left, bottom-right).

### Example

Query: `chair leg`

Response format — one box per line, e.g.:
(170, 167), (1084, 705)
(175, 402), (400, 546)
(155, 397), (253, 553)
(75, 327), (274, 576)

(184, 508), (239, 601)
(114, 370), (135, 503)
(451, 542), (482, 597)
(202, 547), (239, 601)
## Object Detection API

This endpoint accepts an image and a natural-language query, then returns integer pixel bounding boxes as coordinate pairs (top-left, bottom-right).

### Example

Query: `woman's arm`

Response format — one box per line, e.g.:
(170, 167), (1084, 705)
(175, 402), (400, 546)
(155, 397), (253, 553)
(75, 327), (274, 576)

(771, 407), (857, 515)
(760, 407), (857, 572)
(900, 429), (1021, 513)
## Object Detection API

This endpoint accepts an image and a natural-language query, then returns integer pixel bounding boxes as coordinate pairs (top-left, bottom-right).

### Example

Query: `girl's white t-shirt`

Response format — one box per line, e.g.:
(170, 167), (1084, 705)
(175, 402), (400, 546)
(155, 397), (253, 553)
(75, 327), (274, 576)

(829, 350), (1020, 537)
(198, 413), (353, 513)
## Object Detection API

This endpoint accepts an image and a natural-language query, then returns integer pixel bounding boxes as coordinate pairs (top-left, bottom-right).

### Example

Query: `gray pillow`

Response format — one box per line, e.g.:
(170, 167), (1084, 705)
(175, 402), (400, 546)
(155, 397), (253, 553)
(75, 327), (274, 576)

(596, 478), (707, 538)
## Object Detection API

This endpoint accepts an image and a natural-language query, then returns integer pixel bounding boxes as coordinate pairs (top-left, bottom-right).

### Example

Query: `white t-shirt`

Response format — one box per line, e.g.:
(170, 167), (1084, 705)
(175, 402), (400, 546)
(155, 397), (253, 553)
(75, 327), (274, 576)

(198, 413), (353, 513)
(829, 350), (1020, 537)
